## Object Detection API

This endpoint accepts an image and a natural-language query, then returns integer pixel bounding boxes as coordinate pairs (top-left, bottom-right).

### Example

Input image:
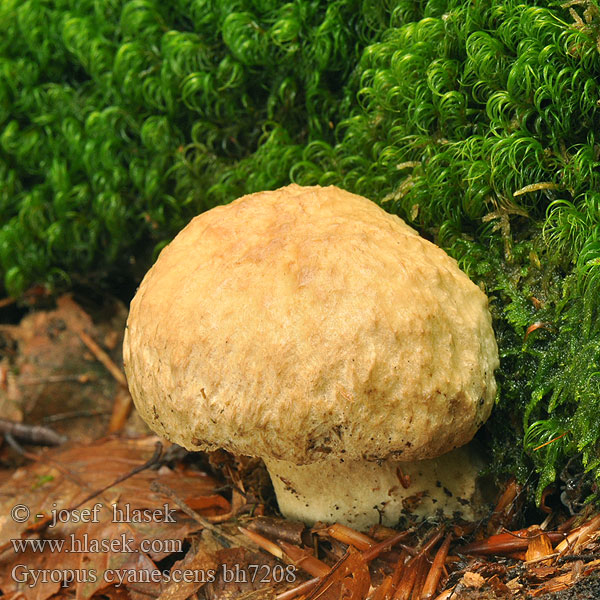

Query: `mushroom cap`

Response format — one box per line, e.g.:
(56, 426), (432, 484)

(123, 184), (498, 464)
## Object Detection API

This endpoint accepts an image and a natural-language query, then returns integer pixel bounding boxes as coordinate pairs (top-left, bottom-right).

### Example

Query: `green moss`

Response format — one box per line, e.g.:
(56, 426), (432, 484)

(3, 0), (600, 503)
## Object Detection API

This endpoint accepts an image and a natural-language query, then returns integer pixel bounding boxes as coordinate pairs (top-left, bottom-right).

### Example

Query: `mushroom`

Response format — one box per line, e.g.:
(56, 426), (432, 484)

(123, 184), (499, 529)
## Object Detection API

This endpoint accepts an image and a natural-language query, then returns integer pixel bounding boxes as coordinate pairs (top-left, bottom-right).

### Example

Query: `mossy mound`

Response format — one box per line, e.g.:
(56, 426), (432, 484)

(2, 0), (600, 504)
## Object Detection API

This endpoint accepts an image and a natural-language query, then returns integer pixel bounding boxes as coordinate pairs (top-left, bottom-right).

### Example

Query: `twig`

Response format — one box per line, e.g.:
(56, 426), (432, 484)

(42, 409), (109, 423)
(326, 523), (374, 550)
(421, 533), (452, 599)
(76, 327), (127, 387)
(279, 541), (331, 577)
(19, 373), (96, 385)
(362, 529), (412, 562)
(71, 441), (163, 511)
(239, 526), (284, 559)
(559, 553), (600, 563)
(107, 384), (134, 433)
(0, 418), (66, 446)
(150, 479), (255, 551)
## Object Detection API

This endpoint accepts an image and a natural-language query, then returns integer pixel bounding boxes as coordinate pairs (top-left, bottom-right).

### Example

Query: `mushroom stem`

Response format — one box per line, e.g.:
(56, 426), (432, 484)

(263, 445), (489, 530)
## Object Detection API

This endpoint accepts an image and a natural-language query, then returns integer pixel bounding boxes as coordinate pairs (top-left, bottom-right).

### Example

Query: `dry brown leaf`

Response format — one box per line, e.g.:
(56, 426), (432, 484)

(157, 547), (218, 600)
(205, 547), (289, 600)
(0, 436), (225, 599)
(304, 549), (371, 600)
(0, 294), (131, 442)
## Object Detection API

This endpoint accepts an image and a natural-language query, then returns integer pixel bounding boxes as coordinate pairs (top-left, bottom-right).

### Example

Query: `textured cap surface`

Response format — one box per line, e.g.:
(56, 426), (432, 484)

(123, 184), (498, 464)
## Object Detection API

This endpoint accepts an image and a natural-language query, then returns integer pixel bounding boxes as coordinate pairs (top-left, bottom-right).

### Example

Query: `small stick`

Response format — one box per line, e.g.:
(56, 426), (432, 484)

(248, 516), (305, 546)
(3, 432), (25, 454)
(326, 523), (375, 551)
(410, 555), (429, 600)
(458, 530), (566, 555)
(239, 526), (285, 559)
(362, 530), (411, 562)
(107, 385), (134, 433)
(391, 549), (409, 588)
(42, 409), (108, 423)
(559, 553), (600, 563)
(19, 373), (95, 385)
(0, 418), (66, 446)
(76, 328), (127, 387)
(372, 575), (394, 600)
(393, 554), (421, 600)
(488, 477), (520, 531)
(421, 534), (452, 599)
(71, 441), (163, 511)
(279, 541), (331, 578)
(418, 528), (446, 556)
(69, 316), (132, 431)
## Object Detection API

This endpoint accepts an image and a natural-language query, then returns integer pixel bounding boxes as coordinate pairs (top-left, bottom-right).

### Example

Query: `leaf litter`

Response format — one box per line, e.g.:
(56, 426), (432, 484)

(1, 296), (600, 598)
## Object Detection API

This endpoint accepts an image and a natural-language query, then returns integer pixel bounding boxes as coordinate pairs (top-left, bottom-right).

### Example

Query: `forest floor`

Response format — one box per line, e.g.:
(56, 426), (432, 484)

(0, 293), (599, 600)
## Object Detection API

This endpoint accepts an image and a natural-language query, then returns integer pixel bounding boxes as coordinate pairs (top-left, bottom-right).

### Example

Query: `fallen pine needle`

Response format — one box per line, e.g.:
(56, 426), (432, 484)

(421, 534), (452, 599)
(533, 431), (568, 451)
(371, 575), (393, 600)
(393, 554), (420, 600)
(304, 549), (371, 600)
(279, 541), (331, 578)
(556, 513), (600, 555)
(459, 529), (566, 555)
(525, 321), (553, 341)
(411, 554), (429, 600)
(326, 523), (375, 551)
(362, 529), (411, 562)
(276, 577), (320, 600)
(107, 384), (133, 433)
(150, 479), (255, 551)
(239, 526), (284, 559)
(76, 327), (128, 387)
(488, 477), (521, 533)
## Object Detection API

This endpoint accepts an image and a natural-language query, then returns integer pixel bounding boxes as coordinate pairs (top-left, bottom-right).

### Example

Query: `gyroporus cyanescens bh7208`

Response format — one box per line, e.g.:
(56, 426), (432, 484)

(123, 184), (499, 529)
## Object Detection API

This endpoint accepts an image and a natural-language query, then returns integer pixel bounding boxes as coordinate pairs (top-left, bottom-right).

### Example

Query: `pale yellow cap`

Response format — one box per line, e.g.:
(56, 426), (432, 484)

(123, 184), (498, 466)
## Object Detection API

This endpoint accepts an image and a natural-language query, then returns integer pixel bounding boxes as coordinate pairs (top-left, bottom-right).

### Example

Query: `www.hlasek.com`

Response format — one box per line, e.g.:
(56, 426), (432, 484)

(11, 533), (182, 555)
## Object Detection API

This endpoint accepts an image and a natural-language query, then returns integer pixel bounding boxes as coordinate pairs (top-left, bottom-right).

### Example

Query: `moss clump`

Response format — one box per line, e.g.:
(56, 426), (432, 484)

(3, 0), (600, 502)
(0, 0), (372, 293)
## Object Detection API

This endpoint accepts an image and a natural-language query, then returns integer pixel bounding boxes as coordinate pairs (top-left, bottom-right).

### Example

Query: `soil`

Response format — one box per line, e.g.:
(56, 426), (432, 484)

(539, 573), (600, 600)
